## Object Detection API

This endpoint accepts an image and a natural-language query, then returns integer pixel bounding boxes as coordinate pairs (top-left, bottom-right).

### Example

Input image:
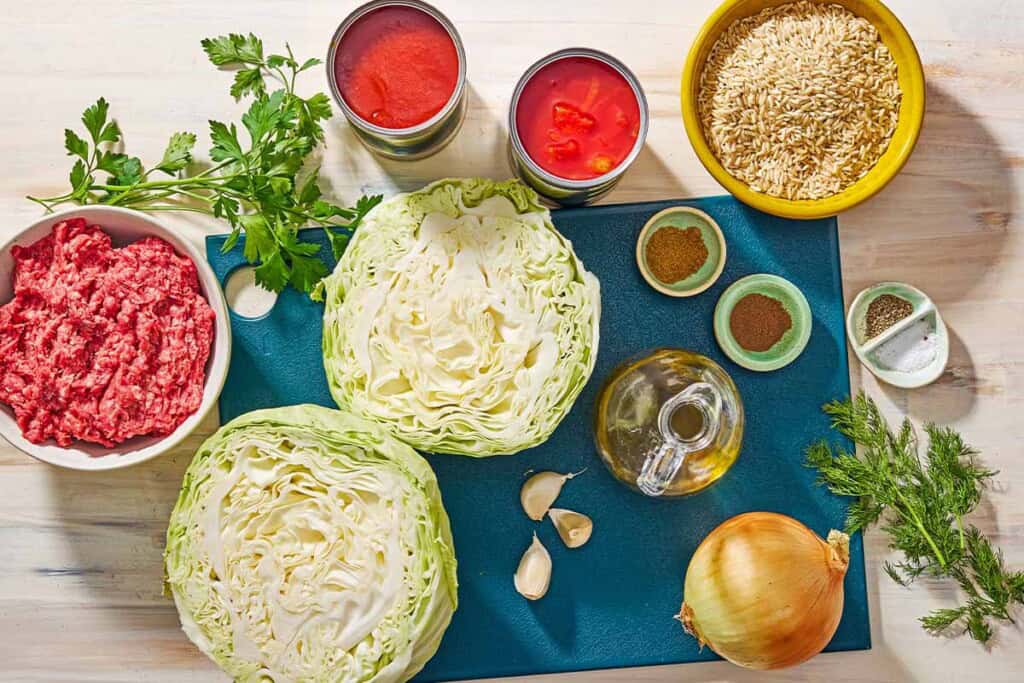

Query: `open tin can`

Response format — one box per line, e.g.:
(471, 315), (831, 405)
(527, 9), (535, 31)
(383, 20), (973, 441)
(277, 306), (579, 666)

(508, 48), (649, 206)
(327, 0), (468, 160)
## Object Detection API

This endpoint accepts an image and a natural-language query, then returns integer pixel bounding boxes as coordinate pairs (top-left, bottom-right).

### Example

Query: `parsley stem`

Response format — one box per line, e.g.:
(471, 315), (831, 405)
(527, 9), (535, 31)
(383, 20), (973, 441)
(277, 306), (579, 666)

(114, 188), (215, 208)
(25, 195), (58, 212)
(102, 183), (353, 230)
(189, 159), (235, 179)
(95, 176), (241, 193)
(129, 205), (216, 215)
(27, 188), (81, 208)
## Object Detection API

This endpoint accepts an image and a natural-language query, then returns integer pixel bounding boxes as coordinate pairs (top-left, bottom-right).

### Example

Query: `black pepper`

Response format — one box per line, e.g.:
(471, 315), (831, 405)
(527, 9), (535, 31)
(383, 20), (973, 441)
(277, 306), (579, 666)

(865, 294), (913, 339)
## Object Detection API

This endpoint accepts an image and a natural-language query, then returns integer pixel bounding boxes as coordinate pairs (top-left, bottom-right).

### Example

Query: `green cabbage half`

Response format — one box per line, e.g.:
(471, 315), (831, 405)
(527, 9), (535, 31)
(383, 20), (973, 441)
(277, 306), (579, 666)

(164, 405), (457, 683)
(320, 178), (601, 456)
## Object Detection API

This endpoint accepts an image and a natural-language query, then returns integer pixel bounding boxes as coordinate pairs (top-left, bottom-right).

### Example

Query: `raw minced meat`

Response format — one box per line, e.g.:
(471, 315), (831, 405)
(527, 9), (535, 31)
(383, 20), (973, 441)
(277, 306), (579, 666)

(0, 218), (215, 448)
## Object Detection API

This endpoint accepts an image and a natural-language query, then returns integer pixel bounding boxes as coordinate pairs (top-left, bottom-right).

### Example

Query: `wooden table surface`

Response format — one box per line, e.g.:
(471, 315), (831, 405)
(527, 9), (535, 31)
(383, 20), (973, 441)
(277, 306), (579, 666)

(1, 1), (1021, 681)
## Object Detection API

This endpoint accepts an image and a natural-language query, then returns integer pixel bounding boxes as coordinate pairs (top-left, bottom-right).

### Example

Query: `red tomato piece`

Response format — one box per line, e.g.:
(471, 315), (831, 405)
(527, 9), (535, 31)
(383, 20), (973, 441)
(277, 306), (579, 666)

(553, 102), (596, 134)
(515, 56), (640, 180)
(546, 139), (581, 161)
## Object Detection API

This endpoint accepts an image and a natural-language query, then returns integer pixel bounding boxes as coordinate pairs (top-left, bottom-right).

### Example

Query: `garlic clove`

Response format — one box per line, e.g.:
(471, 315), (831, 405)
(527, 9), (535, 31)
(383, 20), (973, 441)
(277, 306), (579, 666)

(520, 469), (584, 520)
(514, 533), (552, 600)
(548, 508), (593, 548)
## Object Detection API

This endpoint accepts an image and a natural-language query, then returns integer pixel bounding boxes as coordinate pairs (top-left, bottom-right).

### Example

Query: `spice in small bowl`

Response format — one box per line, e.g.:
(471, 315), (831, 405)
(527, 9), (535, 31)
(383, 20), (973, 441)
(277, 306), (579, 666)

(647, 226), (707, 284)
(729, 292), (792, 352)
(636, 207), (726, 297)
(714, 274), (811, 372)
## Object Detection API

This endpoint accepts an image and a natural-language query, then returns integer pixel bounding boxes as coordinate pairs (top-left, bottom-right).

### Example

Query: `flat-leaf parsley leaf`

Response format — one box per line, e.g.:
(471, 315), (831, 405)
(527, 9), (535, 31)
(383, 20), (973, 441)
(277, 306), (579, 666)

(28, 34), (381, 295)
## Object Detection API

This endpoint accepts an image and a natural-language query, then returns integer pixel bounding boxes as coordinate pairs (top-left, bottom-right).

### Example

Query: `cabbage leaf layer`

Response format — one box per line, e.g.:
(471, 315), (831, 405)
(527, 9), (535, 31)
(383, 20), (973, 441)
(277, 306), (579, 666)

(321, 178), (601, 456)
(164, 405), (457, 683)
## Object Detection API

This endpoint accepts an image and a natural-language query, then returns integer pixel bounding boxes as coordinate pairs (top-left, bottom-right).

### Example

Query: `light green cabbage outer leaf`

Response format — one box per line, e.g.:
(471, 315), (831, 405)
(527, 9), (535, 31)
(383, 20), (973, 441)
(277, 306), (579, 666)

(164, 405), (457, 683)
(321, 178), (601, 456)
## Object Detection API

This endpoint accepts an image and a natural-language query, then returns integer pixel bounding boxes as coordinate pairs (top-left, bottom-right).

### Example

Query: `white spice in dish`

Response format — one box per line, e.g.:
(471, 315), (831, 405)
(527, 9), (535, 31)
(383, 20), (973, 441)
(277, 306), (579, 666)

(873, 318), (938, 373)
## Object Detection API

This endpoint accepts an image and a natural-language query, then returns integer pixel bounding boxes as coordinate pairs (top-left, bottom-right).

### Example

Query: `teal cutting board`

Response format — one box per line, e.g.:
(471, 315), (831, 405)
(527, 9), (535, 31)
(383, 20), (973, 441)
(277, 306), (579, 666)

(206, 195), (869, 680)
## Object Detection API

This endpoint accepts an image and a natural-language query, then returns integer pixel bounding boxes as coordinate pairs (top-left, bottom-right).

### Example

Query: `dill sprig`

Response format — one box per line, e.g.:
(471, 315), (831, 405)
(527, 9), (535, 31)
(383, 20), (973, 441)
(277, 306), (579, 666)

(805, 393), (1024, 644)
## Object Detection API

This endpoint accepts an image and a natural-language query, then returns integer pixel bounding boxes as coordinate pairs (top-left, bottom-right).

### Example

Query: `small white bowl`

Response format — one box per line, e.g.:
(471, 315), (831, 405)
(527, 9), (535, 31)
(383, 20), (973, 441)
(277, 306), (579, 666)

(846, 282), (948, 389)
(0, 206), (230, 470)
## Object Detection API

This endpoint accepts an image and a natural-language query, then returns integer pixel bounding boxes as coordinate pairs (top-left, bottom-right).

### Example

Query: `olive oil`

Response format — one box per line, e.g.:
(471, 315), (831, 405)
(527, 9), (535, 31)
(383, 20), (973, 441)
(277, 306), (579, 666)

(594, 348), (744, 496)
(670, 402), (706, 440)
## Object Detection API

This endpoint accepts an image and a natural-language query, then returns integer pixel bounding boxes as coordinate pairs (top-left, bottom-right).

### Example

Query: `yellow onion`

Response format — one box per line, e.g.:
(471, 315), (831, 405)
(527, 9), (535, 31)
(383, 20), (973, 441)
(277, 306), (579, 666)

(678, 511), (849, 670)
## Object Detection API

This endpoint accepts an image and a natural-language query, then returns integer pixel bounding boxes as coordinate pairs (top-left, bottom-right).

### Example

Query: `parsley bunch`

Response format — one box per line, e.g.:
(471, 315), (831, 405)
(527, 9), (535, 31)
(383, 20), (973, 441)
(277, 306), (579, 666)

(806, 393), (1024, 644)
(28, 33), (380, 294)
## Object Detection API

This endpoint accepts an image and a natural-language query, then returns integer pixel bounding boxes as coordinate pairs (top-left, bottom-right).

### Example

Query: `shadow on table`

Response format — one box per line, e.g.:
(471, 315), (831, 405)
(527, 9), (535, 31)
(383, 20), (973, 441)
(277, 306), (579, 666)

(844, 82), (1015, 429)
(36, 428), (209, 674)
(328, 81), (510, 193)
(328, 94), (694, 205)
(879, 324), (978, 424)
(842, 83), (1016, 300)
(44, 414), (213, 609)
(602, 145), (693, 203)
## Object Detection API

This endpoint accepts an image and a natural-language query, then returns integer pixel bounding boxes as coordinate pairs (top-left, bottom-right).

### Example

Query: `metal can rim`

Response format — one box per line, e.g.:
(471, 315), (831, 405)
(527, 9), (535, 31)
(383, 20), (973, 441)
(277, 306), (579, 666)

(508, 47), (650, 190)
(326, 0), (468, 139)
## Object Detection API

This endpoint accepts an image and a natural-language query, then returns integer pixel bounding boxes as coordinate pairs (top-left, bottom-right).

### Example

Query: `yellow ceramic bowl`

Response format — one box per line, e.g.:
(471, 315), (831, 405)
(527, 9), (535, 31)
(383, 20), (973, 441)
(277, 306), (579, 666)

(681, 0), (925, 220)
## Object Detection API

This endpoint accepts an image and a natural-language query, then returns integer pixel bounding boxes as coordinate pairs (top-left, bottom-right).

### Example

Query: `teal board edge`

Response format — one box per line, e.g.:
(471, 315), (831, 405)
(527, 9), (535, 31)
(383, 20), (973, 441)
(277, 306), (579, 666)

(205, 194), (869, 681)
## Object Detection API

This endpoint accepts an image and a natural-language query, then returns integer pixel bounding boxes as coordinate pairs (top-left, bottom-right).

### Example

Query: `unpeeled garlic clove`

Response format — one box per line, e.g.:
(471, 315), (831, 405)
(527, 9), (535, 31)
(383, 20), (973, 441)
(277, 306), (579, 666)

(514, 533), (552, 600)
(548, 508), (593, 548)
(520, 469), (583, 520)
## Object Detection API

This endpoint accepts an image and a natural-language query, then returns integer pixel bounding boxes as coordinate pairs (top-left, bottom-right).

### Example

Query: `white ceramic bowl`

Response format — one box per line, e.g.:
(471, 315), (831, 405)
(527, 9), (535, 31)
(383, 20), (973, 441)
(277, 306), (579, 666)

(0, 206), (231, 470)
(845, 282), (949, 389)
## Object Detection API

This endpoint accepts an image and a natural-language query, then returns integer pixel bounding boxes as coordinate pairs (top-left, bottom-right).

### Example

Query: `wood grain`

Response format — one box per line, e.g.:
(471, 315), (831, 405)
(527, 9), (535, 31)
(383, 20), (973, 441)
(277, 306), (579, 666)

(1, 1), (1022, 681)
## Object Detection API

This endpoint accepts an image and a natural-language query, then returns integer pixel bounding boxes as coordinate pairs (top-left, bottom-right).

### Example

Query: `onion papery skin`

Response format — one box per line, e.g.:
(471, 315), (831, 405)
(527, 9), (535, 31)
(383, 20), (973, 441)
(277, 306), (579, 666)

(679, 512), (849, 670)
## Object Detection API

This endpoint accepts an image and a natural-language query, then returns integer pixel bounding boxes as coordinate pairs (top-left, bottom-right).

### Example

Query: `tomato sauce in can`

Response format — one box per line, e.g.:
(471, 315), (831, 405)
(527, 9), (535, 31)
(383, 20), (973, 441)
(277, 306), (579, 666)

(328, 0), (467, 159)
(509, 49), (649, 205)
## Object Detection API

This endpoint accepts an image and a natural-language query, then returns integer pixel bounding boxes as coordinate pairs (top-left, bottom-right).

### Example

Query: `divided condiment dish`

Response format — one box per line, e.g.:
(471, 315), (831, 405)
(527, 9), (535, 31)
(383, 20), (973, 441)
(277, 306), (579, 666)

(0, 206), (231, 470)
(846, 282), (949, 388)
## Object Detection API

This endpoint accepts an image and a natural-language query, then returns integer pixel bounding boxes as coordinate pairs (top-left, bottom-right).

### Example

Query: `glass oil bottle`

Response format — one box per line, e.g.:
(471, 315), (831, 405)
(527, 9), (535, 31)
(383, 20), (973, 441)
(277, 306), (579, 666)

(594, 348), (744, 497)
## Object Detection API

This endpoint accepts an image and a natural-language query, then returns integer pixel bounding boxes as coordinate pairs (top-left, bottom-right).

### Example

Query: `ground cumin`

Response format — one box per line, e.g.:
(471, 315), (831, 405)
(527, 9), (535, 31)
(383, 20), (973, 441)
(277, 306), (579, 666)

(730, 293), (792, 352)
(645, 226), (708, 284)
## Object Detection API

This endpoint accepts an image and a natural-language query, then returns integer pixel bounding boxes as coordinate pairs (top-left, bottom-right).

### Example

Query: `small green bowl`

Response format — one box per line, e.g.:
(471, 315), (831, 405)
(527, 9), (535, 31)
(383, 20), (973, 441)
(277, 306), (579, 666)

(714, 274), (812, 371)
(636, 206), (726, 297)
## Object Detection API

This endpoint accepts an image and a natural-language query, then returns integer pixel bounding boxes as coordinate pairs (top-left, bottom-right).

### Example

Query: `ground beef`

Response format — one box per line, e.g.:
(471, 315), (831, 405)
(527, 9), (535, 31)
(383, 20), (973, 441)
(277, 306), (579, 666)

(0, 218), (215, 448)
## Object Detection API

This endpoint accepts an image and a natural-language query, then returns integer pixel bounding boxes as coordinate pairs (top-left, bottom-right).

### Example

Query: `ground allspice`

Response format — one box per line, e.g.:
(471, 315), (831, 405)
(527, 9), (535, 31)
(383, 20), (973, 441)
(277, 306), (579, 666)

(865, 294), (914, 339)
(729, 293), (793, 352)
(645, 225), (708, 284)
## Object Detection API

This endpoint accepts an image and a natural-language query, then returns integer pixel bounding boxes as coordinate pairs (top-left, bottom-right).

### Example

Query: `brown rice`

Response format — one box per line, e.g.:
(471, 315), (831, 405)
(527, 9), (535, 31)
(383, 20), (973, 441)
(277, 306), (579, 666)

(697, 1), (902, 201)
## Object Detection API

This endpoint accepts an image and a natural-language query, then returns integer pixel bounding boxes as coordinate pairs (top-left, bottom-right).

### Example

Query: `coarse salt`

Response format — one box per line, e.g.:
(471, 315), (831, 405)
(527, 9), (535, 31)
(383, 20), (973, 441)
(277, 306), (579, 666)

(873, 318), (937, 373)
